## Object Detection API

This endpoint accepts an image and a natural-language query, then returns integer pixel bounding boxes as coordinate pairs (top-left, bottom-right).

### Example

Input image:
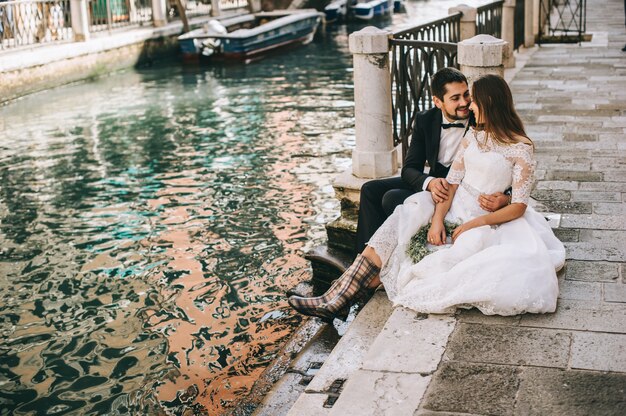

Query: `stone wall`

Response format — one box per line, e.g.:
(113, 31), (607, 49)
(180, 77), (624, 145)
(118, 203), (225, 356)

(0, 37), (178, 105)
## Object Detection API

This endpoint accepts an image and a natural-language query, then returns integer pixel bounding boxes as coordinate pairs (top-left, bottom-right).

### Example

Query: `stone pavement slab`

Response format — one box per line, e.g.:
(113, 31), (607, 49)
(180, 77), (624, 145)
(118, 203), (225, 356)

(565, 260), (621, 282)
(445, 323), (571, 368)
(519, 298), (626, 333)
(362, 309), (455, 374)
(558, 280), (602, 301)
(286, 391), (331, 416)
(560, 214), (626, 230)
(515, 367), (626, 416)
(420, 361), (521, 416)
(604, 283), (626, 302)
(329, 370), (430, 416)
(563, 241), (624, 262)
(570, 332), (626, 372)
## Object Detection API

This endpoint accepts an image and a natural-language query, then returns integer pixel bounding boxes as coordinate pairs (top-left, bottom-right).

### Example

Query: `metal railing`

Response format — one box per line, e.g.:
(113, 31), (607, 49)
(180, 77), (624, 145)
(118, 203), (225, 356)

(88, 0), (153, 33)
(170, 0), (210, 19)
(219, 0), (247, 11)
(513, 0), (524, 49)
(390, 39), (458, 158)
(393, 12), (462, 43)
(1, 0), (72, 50)
(538, 0), (586, 43)
(0, 0), (251, 50)
(476, 0), (503, 38)
(390, 13), (462, 155)
(167, 0), (248, 21)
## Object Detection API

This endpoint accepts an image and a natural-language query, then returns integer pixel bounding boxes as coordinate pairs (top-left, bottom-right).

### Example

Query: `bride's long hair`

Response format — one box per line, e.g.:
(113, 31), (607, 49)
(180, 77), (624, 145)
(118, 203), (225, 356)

(472, 74), (531, 146)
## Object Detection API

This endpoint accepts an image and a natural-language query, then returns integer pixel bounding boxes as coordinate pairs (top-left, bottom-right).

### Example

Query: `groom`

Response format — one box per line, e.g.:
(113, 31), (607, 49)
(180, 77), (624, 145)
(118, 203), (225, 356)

(355, 68), (510, 253)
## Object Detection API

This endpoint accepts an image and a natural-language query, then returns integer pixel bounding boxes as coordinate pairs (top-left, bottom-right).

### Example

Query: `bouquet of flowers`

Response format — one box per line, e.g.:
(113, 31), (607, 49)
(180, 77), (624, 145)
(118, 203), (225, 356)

(406, 220), (460, 263)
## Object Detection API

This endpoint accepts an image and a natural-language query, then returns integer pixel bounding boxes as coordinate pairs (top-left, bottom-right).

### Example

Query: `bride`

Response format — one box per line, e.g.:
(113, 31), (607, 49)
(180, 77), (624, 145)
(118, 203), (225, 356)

(289, 74), (566, 320)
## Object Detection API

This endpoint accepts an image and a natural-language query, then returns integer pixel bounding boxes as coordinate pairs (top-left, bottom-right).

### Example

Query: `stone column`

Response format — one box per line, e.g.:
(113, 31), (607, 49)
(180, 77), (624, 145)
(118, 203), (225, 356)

(525, 0), (535, 47)
(70, 0), (90, 42)
(458, 34), (507, 85)
(152, 0), (168, 27)
(448, 4), (477, 41)
(348, 26), (397, 179)
(211, 0), (221, 17)
(248, 0), (262, 13)
(532, 0), (540, 40)
(501, 0), (516, 68)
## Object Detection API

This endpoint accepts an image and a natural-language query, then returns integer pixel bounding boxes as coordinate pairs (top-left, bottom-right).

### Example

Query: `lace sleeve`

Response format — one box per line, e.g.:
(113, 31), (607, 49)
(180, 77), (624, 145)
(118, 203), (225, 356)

(446, 134), (471, 185)
(510, 143), (536, 204)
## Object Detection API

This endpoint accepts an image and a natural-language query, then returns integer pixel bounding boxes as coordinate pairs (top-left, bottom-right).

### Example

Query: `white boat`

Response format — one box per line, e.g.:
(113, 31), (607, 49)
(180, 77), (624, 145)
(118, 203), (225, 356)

(324, 0), (352, 22)
(178, 10), (324, 63)
(352, 0), (393, 21)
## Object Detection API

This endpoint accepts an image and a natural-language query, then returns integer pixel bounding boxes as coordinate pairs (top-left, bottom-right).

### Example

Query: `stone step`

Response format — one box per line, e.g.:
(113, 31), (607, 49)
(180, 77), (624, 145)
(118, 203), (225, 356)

(328, 308), (457, 415)
(325, 216), (358, 254)
(304, 244), (354, 286)
(286, 291), (394, 415)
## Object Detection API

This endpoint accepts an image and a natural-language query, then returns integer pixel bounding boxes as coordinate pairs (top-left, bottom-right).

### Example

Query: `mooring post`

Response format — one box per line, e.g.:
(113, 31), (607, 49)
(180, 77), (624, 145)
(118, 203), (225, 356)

(348, 26), (397, 179)
(322, 26), (397, 259)
(458, 34), (508, 85)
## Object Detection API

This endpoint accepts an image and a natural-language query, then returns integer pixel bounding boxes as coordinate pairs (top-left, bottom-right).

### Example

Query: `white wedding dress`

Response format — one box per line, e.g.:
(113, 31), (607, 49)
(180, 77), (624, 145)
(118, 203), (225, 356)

(368, 130), (565, 316)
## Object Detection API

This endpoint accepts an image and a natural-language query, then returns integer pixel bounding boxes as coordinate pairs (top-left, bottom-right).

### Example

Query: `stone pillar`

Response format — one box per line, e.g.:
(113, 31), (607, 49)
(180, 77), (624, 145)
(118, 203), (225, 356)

(458, 34), (507, 85)
(501, 0), (516, 68)
(448, 4), (477, 41)
(70, 0), (90, 42)
(152, 0), (168, 27)
(532, 0), (540, 40)
(348, 27), (397, 179)
(248, 0), (262, 13)
(525, 0), (535, 47)
(211, 0), (221, 17)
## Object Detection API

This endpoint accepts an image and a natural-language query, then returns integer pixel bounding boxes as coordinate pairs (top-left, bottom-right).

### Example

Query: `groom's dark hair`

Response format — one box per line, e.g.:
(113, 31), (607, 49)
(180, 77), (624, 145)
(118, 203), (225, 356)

(431, 68), (468, 101)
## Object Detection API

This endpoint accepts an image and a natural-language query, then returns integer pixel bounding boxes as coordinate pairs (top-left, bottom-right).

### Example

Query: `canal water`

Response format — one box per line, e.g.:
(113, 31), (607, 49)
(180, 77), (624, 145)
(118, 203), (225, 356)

(0, 1), (487, 415)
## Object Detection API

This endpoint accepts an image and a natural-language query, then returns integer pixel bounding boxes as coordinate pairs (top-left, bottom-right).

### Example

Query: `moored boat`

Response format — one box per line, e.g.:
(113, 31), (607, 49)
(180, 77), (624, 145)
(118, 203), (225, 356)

(324, 0), (352, 23)
(178, 10), (324, 63)
(352, 0), (393, 21)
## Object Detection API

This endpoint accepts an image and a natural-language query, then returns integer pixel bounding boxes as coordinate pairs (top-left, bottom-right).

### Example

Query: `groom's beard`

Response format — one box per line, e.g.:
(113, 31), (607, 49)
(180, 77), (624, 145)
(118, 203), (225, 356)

(444, 106), (470, 121)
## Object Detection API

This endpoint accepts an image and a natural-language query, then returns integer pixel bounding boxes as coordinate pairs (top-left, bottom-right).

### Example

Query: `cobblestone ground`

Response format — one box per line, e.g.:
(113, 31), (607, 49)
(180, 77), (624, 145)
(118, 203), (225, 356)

(417, 0), (626, 414)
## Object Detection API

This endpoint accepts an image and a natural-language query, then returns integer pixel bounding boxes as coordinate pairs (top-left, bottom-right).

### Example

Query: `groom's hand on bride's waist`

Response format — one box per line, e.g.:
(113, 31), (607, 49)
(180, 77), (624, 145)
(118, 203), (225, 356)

(479, 192), (511, 212)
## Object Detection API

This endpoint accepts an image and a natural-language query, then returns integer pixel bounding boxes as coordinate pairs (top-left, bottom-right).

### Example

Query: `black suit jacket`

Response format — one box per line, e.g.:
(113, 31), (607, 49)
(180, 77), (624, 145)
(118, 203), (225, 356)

(401, 107), (449, 192)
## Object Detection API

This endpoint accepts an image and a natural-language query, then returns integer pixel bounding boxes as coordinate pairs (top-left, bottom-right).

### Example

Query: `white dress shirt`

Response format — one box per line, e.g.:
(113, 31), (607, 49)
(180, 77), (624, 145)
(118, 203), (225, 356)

(422, 113), (469, 191)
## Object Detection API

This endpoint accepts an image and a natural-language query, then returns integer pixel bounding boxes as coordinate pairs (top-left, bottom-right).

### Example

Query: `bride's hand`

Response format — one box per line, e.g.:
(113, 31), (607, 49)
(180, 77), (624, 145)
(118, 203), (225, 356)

(428, 221), (447, 246)
(452, 219), (481, 242)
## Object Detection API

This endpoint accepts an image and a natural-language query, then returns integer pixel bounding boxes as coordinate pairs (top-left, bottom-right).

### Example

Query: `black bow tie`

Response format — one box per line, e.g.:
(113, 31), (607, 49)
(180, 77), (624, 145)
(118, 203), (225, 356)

(441, 123), (465, 129)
